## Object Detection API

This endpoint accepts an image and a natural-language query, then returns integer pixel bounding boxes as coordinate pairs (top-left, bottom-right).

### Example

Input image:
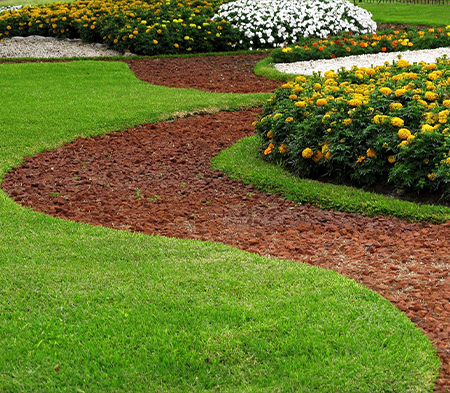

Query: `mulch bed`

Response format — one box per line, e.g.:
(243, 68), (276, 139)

(2, 53), (450, 391)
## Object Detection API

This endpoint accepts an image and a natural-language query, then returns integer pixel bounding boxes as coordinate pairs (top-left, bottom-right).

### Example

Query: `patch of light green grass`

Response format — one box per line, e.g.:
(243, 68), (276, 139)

(359, 2), (450, 26)
(0, 60), (440, 391)
(212, 136), (450, 223)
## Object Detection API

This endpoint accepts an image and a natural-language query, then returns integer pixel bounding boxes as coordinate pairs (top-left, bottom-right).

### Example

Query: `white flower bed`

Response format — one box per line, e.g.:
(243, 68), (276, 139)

(212, 0), (377, 49)
(0, 5), (24, 14)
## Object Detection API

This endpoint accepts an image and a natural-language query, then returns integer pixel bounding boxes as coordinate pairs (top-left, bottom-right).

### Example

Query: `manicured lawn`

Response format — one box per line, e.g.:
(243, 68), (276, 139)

(0, 59), (440, 392)
(359, 1), (450, 26)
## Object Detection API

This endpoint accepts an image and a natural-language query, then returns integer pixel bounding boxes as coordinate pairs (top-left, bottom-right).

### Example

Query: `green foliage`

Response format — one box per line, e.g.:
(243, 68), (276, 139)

(0, 0), (244, 55)
(254, 58), (450, 199)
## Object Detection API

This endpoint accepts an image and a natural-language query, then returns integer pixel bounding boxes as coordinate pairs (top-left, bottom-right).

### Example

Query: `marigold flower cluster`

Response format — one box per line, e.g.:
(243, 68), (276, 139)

(0, 0), (239, 55)
(271, 25), (450, 64)
(254, 58), (450, 197)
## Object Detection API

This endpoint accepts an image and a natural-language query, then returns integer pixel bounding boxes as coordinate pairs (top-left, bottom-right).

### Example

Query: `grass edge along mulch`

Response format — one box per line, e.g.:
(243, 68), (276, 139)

(0, 59), (440, 391)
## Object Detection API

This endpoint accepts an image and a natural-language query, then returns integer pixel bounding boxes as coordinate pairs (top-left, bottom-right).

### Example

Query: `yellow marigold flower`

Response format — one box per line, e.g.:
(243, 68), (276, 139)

(324, 70), (337, 78)
(379, 87), (392, 96)
(295, 76), (306, 83)
(273, 113), (282, 119)
(421, 124), (435, 132)
(279, 144), (287, 154)
(267, 130), (273, 138)
(427, 64), (437, 70)
(153, 39), (158, 44)
(313, 83), (322, 90)
(423, 158), (429, 164)
(383, 142), (389, 148)
(444, 100), (450, 107)
(316, 98), (327, 106)
(397, 59), (411, 68)
(292, 86), (303, 93)
(388, 155), (396, 163)
(427, 173), (437, 181)
(407, 134), (415, 141)
(302, 148), (314, 159)
(395, 88), (406, 97)
(398, 140), (409, 148)
(366, 148), (376, 158)
(348, 98), (362, 107)
(398, 128), (411, 139)
(446, 157), (450, 165)
(312, 150), (323, 162)
(295, 101), (307, 108)
(289, 94), (298, 100)
(391, 117), (405, 127)
(285, 117), (294, 123)
(424, 91), (438, 101)
(389, 102), (403, 110)
(343, 118), (352, 125)
(325, 151), (332, 160)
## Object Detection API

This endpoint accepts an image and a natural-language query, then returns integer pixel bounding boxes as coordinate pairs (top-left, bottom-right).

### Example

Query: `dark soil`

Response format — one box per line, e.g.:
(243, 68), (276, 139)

(2, 53), (450, 392)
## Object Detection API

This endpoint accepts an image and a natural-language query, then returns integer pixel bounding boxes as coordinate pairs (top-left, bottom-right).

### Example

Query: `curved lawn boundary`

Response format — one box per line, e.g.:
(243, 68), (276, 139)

(0, 60), (440, 391)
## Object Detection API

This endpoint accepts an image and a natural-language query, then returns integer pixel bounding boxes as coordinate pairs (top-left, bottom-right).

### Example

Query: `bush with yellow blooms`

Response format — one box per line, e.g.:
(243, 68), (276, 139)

(254, 58), (450, 199)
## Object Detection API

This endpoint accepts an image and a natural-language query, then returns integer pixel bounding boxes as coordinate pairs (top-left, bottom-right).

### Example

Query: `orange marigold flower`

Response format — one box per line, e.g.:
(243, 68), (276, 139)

(348, 98), (362, 107)
(398, 128), (411, 139)
(424, 91), (438, 101)
(388, 155), (396, 163)
(279, 144), (287, 154)
(381, 47), (386, 52)
(267, 130), (273, 138)
(356, 156), (365, 163)
(302, 148), (314, 159)
(379, 87), (392, 96)
(391, 117), (405, 127)
(428, 172), (436, 181)
(312, 150), (323, 162)
(366, 148), (376, 158)
(264, 143), (274, 155)
(289, 94), (298, 100)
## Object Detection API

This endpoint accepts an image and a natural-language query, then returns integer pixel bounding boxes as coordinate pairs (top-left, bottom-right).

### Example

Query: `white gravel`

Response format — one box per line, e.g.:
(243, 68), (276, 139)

(0, 35), (131, 58)
(274, 46), (450, 75)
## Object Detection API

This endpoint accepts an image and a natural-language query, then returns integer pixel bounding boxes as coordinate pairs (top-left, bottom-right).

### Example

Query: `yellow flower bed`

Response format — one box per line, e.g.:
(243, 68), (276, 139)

(0, 0), (239, 55)
(254, 58), (450, 198)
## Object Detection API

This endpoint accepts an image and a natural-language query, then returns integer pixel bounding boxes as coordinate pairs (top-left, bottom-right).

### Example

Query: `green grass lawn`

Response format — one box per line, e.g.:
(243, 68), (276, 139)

(359, 1), (450, 26)
(0, 58), (440, 392)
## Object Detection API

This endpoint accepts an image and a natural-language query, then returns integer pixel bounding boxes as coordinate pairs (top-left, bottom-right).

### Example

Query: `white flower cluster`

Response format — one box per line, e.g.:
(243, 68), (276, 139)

(212, 0), (377, 49)
(0, 5), (24, 14)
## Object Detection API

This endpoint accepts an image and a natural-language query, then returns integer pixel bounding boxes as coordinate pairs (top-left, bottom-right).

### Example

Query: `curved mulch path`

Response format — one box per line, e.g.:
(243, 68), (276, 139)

(3, 54), (450, 391)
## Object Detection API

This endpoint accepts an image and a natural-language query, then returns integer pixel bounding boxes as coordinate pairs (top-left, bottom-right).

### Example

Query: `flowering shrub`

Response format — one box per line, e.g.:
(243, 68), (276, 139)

(0, 0), (241, 55)
(271, 26), (450, 63)
(212, 0), (376, 50)
(254, 58), (450, 199)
